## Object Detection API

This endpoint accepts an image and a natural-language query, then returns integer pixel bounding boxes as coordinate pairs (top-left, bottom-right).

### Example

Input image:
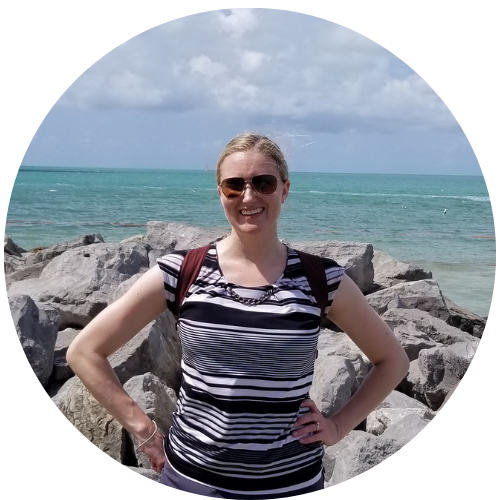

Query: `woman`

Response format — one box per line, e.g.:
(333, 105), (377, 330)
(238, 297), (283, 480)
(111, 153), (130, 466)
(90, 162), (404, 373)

(67, 132), (409, 498)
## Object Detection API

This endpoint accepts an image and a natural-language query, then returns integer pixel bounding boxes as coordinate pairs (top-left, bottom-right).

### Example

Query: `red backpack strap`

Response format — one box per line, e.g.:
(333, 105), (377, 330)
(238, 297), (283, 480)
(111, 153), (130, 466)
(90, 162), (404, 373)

(295, 250), (328, 319)
(174, 244), (211, 318)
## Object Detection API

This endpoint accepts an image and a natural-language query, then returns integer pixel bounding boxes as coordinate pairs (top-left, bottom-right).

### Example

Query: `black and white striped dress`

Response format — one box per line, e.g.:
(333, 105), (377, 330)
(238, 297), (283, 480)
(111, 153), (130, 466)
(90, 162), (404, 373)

(157, 245), (345, 497)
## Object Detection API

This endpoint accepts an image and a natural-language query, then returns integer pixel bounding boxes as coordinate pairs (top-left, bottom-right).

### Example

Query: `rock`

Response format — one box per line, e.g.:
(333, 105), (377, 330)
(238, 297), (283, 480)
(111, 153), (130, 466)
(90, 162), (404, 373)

(366, 407), (434, 438)
(328, 433), (403, 486)
(5, 261), (47, 286)
(9, 294), (59, 387)
(8, 242), (150, 328)
(52, 328), (80, 381)
(388, 280), (450, 321)
(380, 412), (432, 445)
(382, 308), (478, 347)
(405, 342), (478, 410)
(123, 373), (177, 468)
(54, 377), (128, 463)
(292, 241), (374, 293)
(393, 323), (440, 362)
(145, 221), (229, 255)
(110, 310), (182, 392)
(24, 233), (105, 265)
(4, 235), (26, 256)
(373, 250), (432, 287)
(366, 287), (406, 315)
(444, 296), (486, 338)
(310, 354), (357, 419)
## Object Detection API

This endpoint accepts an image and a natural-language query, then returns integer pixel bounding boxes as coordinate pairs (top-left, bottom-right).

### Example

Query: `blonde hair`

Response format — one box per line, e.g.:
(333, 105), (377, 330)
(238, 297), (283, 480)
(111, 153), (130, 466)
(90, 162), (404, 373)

(216, 132), (289, 185)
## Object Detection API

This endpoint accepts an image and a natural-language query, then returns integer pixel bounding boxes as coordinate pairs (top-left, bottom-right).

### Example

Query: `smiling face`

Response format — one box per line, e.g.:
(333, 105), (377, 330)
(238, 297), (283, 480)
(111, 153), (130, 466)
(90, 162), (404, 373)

(218, 150), (290, 238)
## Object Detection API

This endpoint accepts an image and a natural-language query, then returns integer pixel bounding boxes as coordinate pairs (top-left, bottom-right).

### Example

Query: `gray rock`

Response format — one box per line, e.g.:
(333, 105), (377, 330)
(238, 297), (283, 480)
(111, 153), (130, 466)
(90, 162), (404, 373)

(393, 323), (440, 362)
(405, 341), (478, 410)
(53, 328), (80, 381)
(380, 412), (433, 445)
(123, 373), (177, 468)
(110, 310), (182, 392)
(376, 389), (435, 411)
(366, 407), (434, 437)
(444, 296), (486, 338)
(145, 221), (229, 254)
(388, 280), (450, 321)
(5, 261), (47, 286)
(366, 287), (406, 315)
(373, 250), (432, 287)
(8, 242), (150, 328)
(382, 308), (478, 347)
(4, 235), (26, 256)
(54, 376), (127, 463)
(328, 433), (403, 486)
(292, 241), (374, 293)
(9, 294), (59, 387)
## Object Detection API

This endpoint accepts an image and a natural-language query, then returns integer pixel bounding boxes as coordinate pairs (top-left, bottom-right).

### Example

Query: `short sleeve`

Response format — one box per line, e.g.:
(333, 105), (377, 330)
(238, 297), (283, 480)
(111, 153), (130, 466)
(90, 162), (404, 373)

(322, 257), (345, 313)
(156, 250), (187, 309)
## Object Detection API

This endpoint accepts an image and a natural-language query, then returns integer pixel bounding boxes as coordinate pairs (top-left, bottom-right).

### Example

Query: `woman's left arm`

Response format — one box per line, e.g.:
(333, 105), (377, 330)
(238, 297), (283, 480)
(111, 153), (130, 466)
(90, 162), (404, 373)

(293, 274), (410, 446)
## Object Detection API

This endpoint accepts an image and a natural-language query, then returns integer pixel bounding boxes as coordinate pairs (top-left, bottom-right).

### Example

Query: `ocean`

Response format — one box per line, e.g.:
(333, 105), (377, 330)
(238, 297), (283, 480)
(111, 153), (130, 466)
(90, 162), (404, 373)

(5, 167), (496, 318)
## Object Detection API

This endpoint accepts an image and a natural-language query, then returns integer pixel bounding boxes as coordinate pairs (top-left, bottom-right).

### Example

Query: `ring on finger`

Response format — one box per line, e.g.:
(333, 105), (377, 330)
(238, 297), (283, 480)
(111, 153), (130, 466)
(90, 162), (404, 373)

(315, 422), (320, 432)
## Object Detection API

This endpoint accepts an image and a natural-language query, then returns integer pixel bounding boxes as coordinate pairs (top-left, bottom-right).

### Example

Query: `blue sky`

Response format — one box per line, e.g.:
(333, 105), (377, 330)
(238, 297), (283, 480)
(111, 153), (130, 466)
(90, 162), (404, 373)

(22, 8), (480, 175)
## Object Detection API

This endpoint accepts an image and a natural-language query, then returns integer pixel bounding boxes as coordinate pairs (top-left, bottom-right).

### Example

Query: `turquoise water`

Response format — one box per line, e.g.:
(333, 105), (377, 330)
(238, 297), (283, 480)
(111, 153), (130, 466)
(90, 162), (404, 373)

(5, 167), (495, 318)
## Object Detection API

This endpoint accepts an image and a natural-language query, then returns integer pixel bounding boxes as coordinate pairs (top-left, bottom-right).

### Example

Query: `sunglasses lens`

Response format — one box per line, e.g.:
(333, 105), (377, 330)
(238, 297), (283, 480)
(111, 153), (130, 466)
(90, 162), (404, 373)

(221, 178), (245, 197)
(252, 175), (278, 194)
(220, 175), (279, 197)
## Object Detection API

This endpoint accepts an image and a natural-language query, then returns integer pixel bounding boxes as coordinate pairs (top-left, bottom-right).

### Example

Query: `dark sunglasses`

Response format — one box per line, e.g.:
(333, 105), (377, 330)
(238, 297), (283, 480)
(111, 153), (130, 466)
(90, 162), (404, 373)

(219, 174), (282, 198)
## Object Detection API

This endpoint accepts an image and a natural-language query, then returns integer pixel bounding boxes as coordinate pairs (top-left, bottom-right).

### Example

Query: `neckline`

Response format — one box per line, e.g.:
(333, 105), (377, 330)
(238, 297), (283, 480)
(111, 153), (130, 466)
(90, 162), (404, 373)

(212, 242), (291, 289)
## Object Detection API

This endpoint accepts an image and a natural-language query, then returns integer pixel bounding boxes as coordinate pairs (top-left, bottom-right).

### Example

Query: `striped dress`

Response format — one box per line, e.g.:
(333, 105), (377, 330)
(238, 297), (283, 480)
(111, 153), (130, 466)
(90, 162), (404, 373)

(157, 244), (345, 497)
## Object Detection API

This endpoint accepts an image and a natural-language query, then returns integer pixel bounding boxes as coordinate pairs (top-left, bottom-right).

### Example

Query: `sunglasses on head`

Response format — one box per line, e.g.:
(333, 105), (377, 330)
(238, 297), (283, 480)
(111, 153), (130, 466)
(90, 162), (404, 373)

(219, 174), (281, 198)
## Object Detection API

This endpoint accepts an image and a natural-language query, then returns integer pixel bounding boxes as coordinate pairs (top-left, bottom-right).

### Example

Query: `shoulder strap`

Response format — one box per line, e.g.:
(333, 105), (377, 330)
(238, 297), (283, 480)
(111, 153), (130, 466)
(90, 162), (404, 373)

(174, 244), (211, 317)
(295, 250), (328, 319)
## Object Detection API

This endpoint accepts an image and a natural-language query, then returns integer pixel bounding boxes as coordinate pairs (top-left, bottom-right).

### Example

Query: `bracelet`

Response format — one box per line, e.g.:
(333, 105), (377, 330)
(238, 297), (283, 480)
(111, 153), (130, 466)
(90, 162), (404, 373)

(135, 421), (158, 453)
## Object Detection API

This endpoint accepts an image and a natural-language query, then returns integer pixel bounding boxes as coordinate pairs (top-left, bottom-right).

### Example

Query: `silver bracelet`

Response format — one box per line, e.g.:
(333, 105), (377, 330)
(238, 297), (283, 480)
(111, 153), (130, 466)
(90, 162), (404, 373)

(135, 420), (158, 453)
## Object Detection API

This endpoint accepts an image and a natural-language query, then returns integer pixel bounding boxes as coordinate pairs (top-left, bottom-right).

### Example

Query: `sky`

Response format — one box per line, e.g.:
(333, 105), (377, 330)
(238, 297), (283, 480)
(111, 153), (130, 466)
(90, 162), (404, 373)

(22, 8), (480, 175)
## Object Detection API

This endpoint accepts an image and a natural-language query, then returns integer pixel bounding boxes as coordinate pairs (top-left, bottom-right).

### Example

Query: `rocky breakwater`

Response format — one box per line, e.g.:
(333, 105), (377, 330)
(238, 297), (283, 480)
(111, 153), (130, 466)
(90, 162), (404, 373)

(5, 223), (486, 486)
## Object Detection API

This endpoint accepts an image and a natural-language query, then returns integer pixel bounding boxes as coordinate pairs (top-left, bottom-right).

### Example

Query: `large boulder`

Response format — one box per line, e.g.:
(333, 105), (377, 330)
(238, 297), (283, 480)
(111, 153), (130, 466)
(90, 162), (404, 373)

(444, 296), (486, 338)
(327, 432), (403, 486)
(387, 280), (451, 322)
(8, 242), (150, 328)
(146, 221), (229, 255)
(52, 327), (80, 381)
(292, 241), (374, 293)
(123, 373), (177, 468)
(405, 341), (478, 410)
(54, 377), (128, 463)
(365, 287), (406, 315)
(4, 235), (26, 256)
(373, 250), (432, 287)
(9, 294), (59, 387)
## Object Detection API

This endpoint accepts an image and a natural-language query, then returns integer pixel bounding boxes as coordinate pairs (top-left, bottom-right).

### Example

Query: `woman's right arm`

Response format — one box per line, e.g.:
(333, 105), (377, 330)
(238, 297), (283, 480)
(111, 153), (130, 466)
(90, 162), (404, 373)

(66, 265), (168, 471)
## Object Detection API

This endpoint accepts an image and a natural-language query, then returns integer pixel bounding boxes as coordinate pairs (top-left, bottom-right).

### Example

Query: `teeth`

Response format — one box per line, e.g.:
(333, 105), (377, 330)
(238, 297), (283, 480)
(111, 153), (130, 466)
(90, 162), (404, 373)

(240, 208), (264, 215)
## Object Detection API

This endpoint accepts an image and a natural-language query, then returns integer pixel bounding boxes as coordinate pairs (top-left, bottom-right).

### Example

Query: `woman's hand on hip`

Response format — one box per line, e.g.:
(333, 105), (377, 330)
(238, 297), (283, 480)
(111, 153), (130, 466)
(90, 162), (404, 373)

(137, 429), (167, 473)
(292, 399), (340, 447)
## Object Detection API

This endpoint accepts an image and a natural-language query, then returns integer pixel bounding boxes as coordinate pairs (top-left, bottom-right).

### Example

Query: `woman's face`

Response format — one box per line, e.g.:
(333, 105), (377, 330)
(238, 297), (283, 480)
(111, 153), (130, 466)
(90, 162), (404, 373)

(217, 150), (290, 237)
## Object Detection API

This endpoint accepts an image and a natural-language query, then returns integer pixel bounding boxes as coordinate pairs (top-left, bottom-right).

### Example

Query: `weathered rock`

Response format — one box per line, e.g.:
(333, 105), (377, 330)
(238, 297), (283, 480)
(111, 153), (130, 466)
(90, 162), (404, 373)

(382, 308), (478, 347)
(5, 261), (47, 286)
(366, 407), (434, 437)
(380, 412), (432, 445)
(145, 221), (229, 255)
(445, 296), (486, 338)
(54, 376), (127, 462)
(8, 243), (150, 328)
(405, 341), (478, 410)
(9, 294), (59, 387)
(24, 233), (105, 265)
(109, 310), (182, 392)
(292, 241), (374, 293)
(123, 373), (177, 468)
(4, 235), (26, 256)
(373, 250), (432, 287)
(388, 280), (450, 321)
(310, 354), (357, 418)
(393, 323), (440, 362)
(366, 288), (406, 315)
(328, 433), (403, 486)
(52, 328), (80, 381)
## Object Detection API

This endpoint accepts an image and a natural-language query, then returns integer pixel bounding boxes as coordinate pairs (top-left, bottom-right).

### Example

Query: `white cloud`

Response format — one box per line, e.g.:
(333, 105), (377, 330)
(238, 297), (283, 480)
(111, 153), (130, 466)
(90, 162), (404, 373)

(189, 55), (228, 78)
(215, 9), (258, 37)
(239, 51), (269, 72)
